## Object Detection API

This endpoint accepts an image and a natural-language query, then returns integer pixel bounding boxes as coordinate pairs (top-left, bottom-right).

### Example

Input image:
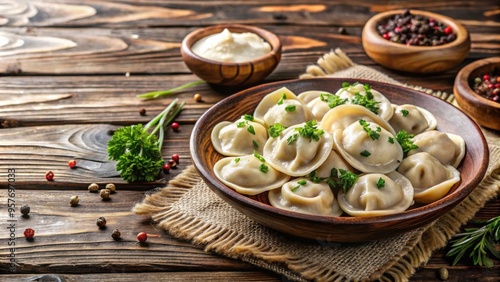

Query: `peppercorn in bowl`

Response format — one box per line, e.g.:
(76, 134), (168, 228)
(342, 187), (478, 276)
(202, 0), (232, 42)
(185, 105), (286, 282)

(181, 24), (282, 86)
(362, 9), (470, 73)
(454, 57), (500, 130)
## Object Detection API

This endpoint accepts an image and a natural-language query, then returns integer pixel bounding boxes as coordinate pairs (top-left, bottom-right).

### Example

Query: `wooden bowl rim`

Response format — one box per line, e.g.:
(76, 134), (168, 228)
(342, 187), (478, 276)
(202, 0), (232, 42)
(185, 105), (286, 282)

(181, 24), (282, 66)
(454, 57), (500, 109)
(362, 9), (469, 51)
(191, 78), (489, 231)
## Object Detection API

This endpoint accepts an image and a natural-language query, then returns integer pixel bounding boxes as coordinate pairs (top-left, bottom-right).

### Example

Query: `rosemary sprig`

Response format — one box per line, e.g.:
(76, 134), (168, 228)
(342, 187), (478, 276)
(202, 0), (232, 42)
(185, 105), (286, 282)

(446, 216), (500, 267)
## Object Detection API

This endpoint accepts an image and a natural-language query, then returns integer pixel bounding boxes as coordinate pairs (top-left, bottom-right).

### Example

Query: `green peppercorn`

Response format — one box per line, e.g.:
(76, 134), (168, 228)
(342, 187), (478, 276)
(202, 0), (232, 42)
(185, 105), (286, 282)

(438, 267), (449, 280)
(88, 183), (99, 192)
(69, 195), (79, 206)
(96, 217), (106, 228)
(105, 183), (116, 193)
(100, 189), (111, 200)
(20, 205), (30, 216)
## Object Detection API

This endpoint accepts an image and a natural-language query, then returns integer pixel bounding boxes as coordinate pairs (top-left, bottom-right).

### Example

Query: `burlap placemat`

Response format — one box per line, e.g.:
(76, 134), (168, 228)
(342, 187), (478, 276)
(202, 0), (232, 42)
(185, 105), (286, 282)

(133, 49), (499, 281)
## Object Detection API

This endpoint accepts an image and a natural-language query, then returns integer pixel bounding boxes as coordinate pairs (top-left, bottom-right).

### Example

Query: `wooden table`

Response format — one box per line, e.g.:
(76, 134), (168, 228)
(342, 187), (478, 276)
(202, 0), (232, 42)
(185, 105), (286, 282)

(1, 1), (498, 281)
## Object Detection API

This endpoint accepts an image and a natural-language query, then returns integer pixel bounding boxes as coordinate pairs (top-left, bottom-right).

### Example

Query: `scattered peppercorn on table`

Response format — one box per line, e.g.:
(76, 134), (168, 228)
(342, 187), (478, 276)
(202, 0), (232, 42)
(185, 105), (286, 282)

(0, 1), (499, 281)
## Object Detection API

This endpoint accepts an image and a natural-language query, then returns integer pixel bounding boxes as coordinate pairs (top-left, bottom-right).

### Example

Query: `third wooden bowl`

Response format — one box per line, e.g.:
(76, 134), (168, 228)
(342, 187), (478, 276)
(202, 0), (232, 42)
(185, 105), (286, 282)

(454, 57), (500, 130)
(190, 78), (488, 242)
(362, 9), (470, 73)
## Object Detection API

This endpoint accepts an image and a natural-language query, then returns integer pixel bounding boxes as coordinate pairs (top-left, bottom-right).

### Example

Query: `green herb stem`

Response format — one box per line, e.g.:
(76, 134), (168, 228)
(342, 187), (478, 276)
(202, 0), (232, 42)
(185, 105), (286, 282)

(137, 80), (204, 99)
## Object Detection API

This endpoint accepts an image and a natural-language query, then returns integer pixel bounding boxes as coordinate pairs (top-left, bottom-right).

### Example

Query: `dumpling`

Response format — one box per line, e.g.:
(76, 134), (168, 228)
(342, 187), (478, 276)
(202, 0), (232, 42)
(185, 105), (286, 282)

(213, 154), (290, 195)
(263, 121), (334, 177)
(337, 171), (414, 217)
(334, 82), (393, 121)
(332, 119), (403, 173)
(397, 152), (460, 204)
(408, 130), (465, 168)
(268, 178), (342, 216)
(298, 90), (347, 121)
(211, 115), (268, 156)
(254, 87), (313, 128)
(320, 104), (396, 136)
(389, 104), (437, 135)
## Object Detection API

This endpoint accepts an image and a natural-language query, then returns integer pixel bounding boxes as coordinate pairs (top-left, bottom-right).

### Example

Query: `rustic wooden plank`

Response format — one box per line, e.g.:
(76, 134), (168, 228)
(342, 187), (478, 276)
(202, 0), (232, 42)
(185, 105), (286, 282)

(0, 0), (498, 28)
(0, 123), (193, 188)
(0, 24), (497, 75)
(0, 272), (280, 281)
(0, 190), (257, 274)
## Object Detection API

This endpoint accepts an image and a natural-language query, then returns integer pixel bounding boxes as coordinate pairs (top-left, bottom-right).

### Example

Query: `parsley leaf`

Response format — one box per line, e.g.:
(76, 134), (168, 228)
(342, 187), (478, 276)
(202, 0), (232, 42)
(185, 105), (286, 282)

(287, 133), (298, 144)
(247, 125), (255, 135)
(285, 105), (296, 112)
(336, 169), (358, 193)
(401, 109), (409, 117)
(269, 123), (286, 138)
(388, 137), (394, 144)
(243, 114), (254, 121)
(395, 130), (419, 157)
(359, 119), (380, 140)
(259, 163), (269, 173)
(360, 150), (371, 157)
(108, 99), (184, 182)
(376, 177), (385, 189)
(277, 93), (286, 105)
(253, 151), (266, 163)
(234, 157), (241, 163)
(292, 179), (307, 192)
(351, 85), (380, 114)
(252, 140), (258, 148)
(320, 93), (348, 108)
(294, 120), (324, 142)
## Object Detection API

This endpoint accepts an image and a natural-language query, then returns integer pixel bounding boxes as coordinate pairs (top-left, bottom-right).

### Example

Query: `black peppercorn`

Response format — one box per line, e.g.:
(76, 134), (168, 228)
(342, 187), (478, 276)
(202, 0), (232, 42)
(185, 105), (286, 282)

(111, 229), (121, 240)
(20, 205), (30, 216)
(96, 217), (107, 228)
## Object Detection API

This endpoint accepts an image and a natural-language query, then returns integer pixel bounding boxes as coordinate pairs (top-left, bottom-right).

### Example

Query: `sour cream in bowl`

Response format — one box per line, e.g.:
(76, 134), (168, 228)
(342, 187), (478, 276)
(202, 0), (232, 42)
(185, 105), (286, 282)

(181, 24), (282, 86)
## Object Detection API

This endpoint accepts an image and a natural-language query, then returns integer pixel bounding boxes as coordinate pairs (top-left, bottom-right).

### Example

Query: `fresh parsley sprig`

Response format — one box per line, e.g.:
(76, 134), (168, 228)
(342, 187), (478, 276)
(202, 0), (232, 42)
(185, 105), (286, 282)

(447, 216), (500, 267)
(107, 99), (184, 182)
(395, 130), (418, 157)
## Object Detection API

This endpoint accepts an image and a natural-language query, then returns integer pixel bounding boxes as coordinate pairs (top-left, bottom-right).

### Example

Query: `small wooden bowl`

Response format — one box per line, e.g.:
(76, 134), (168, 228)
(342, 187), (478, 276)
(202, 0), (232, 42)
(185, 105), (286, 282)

(190, 78), (489, 242)
(181, 24), (281, 86)
(362, 9), (470, 73)
(454, 57), (500, 130)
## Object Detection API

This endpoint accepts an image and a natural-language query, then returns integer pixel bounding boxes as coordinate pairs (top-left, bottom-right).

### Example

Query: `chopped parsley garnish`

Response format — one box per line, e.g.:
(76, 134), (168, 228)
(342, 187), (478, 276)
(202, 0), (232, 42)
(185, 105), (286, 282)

(395, 130), (419, 157)
(287, 133), (298, 144)
(308, 170), (322, 183)
(331, 168), (359, 193)
(388, 137), (394, 144)
(277, 93), (287, 105)
(320, 93), (348, 108)
(234, 157), (241, 164)
(236, 121), (246, 128)
(294, 120), (324, 142)
(401, 109), (409, 117)
(342, 82), (354, 88)
(253, 151), (266, 163)
(259, 163), (269, 173)
(252, 140), (258, 148)
(285, 105), (296, 112)
(247, 125), (255, 135)
(376, 177), (385, 189)
(360, 150), (371, 157)
(359, 119), (380, 140)
(351, 84), (380, 114)
(269, 123), (286, 138)
(292, 179), (307, 192)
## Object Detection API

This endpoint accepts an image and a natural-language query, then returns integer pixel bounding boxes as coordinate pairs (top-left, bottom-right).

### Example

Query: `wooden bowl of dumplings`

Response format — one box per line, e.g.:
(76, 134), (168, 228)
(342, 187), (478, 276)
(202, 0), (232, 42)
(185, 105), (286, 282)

(190, 78), (488, 242)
